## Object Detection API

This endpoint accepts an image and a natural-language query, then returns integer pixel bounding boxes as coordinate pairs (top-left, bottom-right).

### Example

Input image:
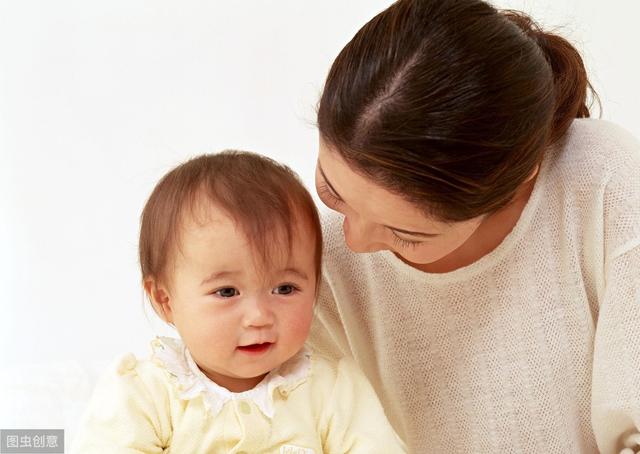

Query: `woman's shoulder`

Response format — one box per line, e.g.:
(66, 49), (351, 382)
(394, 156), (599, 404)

(556, 118), (640, 175)
(319, 209), (373, 272)
(320, 208), (343, 236)
(539, 119), (640, 208)
(553, 118), (639, 186)
(319, 209), (349, 259)
(565, 118), (637, 142)
(552, 119), (640, 255)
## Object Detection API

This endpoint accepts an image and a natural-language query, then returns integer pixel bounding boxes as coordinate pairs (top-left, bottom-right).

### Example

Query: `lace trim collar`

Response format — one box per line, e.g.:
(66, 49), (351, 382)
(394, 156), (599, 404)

(150, 337), (311, 419)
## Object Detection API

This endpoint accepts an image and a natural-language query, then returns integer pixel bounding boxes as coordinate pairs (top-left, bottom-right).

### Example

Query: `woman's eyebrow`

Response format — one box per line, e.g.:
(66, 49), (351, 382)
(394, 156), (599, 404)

(318, 165), (344, 200)
(319, 164), (440, 238)
(387, 226), (440, 238)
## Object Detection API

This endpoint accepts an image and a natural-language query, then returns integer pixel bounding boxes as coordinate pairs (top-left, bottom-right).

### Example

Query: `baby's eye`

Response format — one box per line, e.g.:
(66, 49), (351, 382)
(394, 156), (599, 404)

(273, 284), (297, 295)
(213, 287), (239, 298)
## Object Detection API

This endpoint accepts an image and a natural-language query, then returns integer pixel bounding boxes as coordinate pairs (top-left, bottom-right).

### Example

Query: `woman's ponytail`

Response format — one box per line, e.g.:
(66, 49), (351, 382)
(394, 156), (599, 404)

(502, 10), (601, 144)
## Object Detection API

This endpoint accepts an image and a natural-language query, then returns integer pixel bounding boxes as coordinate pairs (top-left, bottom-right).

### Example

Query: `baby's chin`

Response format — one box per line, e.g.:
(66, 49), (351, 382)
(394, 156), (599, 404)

(198, 343), (305, 389)
(198, 364), (270, 392)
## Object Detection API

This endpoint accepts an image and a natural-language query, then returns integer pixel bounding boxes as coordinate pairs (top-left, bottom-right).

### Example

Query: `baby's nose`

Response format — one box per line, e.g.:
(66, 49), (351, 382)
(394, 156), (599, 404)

(242, 297), (275, 328)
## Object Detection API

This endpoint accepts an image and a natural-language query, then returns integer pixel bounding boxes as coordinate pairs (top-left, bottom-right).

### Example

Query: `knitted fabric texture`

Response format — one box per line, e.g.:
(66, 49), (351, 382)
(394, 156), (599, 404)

(309, 119), (640, 454)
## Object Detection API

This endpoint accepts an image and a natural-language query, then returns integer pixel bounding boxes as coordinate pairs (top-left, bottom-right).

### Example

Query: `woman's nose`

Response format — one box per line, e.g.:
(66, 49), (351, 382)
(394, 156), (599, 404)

(342, 216), (385, 253)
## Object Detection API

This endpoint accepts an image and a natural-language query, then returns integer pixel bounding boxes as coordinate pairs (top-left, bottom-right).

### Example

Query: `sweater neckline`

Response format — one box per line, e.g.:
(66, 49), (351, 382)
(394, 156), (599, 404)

(381, 150), (553, 285)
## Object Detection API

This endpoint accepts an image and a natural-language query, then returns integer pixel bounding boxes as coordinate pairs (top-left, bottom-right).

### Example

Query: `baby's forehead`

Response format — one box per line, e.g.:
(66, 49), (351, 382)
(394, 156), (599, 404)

(178, 202), (310, 250)
(183, 191), (315, 237)
(182, 193), (229, 225)
(175, 236), (315, 288)
(173, 188), (319, 268)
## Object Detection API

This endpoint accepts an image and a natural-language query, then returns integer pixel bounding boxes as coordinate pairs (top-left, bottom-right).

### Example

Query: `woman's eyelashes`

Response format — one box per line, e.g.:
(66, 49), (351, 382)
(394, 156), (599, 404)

(317, 183), (344, 208)
(390, 230), (424, 249)
(318, 179), (423, 250)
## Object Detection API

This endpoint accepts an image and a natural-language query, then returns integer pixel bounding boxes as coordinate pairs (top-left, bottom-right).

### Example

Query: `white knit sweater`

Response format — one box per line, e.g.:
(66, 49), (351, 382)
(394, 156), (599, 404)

(308, 119), (640, 454)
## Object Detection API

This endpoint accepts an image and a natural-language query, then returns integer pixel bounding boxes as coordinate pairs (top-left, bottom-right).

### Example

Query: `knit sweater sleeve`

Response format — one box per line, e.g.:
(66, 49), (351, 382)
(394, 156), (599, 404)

(70, 354), (170, 454)
(592, 243), (640, 454)
(591, 134), (640, 454)
(308, 276), (352, 360)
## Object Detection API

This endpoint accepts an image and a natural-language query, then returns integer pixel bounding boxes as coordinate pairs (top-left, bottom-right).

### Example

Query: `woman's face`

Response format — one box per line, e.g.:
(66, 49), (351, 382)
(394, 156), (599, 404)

(316, 140), (485, 266)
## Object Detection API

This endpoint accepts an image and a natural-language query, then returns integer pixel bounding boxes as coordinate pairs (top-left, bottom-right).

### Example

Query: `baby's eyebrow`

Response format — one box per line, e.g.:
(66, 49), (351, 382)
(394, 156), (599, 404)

(200, 270), (242, 286)
(280, 267), (310, 282)
(200, 268), (310, 286)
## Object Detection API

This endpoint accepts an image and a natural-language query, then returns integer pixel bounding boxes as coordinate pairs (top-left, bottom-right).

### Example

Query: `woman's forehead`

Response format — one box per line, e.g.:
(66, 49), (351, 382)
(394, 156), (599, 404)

(317, 144), (445, 231)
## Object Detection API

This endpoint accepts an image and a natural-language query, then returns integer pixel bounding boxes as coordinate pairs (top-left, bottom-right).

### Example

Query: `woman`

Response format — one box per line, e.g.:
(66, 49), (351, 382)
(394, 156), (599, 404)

(308, 0), (640, 453)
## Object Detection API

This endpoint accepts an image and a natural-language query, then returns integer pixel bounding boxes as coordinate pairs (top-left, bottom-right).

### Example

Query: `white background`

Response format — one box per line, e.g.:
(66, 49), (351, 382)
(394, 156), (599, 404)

(1, 0), (639, 370)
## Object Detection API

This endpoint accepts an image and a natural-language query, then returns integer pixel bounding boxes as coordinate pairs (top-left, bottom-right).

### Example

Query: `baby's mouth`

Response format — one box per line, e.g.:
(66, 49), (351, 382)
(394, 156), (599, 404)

(237, 342), (273, 354)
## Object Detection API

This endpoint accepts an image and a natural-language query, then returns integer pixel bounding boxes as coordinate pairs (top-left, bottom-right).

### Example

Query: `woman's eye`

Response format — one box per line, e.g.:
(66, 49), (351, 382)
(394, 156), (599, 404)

(317, 183), (343, 208)
(391, 232), (423, 249)
(213, 287), (239, 298)
(273, 284), (297, 295)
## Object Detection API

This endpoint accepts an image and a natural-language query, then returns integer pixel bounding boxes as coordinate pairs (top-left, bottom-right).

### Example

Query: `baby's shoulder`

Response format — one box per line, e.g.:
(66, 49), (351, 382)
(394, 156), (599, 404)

(308, 352), (370, 392)
(95, 351), (173, 397)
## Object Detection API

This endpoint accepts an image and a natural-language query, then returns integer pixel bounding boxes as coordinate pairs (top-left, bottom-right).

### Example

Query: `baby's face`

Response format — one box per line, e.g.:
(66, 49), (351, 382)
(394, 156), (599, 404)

(164, 204), (317, 392)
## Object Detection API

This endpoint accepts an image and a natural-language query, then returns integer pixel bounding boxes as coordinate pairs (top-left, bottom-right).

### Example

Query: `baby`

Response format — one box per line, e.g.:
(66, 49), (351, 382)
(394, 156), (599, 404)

(72, 151), (406, 453)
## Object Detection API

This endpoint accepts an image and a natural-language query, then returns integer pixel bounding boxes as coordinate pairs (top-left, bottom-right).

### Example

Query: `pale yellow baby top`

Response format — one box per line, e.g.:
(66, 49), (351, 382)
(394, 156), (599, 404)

(71, 337), (406, 453)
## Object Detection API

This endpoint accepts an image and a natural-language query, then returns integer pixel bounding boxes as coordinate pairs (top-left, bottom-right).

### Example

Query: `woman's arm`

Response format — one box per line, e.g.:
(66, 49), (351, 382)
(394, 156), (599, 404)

(308, 276), (353, 360)
(592, 135), (640, 453)
(592, 243), (640, 454)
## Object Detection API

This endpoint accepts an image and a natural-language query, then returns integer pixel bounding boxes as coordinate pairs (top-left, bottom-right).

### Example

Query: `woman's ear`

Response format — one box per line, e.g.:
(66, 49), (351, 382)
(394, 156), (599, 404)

(143, 277), (174, 324)
(524, 164), (540, 183)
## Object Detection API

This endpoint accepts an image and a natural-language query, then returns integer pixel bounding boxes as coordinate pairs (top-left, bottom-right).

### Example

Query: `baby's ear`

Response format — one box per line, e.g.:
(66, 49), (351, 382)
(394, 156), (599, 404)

(143, 277), (174, 324)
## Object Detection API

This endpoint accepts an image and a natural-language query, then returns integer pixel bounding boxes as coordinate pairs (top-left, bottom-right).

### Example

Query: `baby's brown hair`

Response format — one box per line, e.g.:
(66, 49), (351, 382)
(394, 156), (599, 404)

(139, 151), (322, 293)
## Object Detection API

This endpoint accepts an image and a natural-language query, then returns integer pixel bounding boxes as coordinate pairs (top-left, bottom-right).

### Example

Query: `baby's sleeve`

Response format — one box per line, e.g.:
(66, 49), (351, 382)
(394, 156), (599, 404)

(318, 357), (407, 453)
(70, 353), (170, 454)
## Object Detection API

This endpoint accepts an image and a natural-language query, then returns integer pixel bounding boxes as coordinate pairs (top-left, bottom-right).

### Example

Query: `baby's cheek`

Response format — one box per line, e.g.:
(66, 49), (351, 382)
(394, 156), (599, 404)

(287, 304), (315, 343)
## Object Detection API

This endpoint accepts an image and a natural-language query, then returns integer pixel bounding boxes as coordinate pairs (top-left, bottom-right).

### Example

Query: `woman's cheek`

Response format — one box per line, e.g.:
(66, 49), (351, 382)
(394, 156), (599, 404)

(399, 244), (447, 265)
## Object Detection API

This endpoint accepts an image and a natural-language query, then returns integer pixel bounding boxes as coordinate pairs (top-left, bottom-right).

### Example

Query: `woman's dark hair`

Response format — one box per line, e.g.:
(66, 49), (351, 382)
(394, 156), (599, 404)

(317, 0), (600, 221)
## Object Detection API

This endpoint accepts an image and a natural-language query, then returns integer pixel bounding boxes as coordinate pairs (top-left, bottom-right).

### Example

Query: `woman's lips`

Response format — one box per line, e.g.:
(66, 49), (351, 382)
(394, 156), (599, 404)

(237, 342), (273, 355)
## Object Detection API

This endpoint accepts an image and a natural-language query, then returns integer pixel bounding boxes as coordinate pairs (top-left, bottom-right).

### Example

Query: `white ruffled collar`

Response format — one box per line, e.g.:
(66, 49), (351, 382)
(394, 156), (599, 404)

(150, 337), (311, 419)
